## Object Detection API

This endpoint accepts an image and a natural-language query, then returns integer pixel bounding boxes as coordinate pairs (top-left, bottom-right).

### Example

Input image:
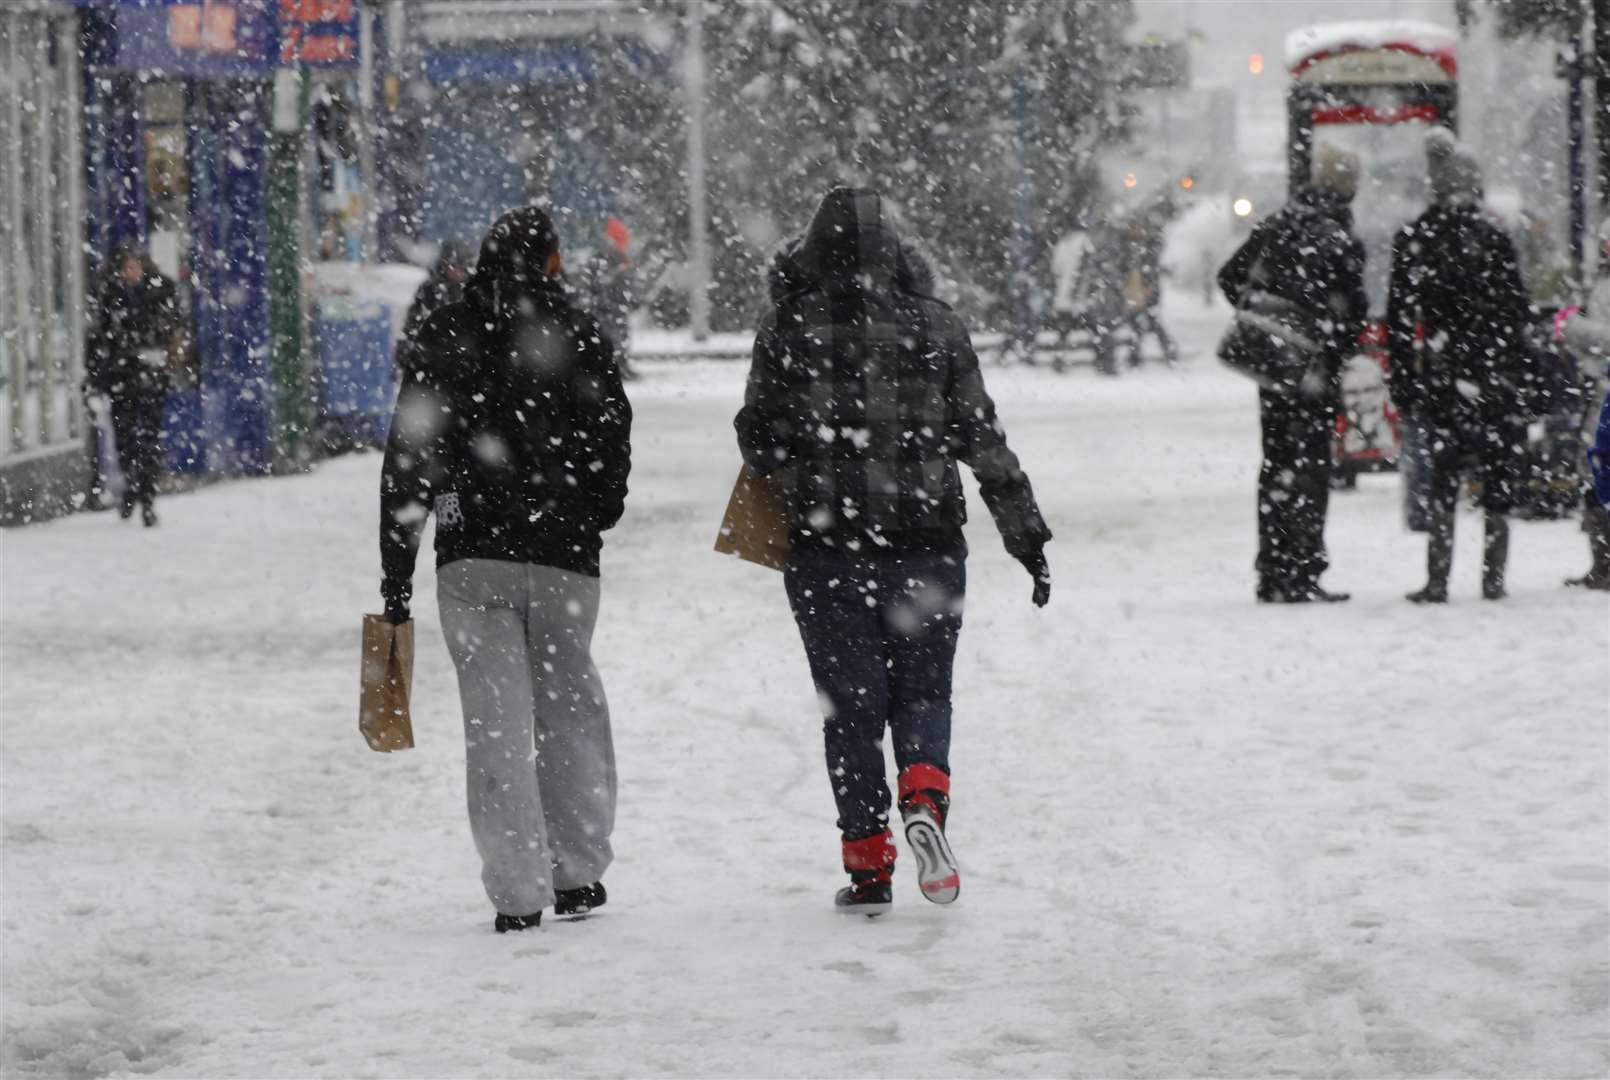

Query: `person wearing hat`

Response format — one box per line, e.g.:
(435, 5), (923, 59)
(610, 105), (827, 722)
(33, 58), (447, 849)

(577, 216), (637, 380)
(1387, 142), (1532, 602)
(1217, 143), (1368, 603)
(378, 205), (633, 932)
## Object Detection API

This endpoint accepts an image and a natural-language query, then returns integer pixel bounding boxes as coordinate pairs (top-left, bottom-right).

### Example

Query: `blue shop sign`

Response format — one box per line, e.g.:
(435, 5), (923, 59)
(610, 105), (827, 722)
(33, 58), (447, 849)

(77, 0), (360, 76)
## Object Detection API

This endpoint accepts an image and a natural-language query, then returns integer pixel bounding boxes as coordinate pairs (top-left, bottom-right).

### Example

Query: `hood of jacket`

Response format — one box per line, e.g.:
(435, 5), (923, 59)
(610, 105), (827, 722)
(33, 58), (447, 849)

(466, 206), (565, 317)
(789, 187), (902, 289)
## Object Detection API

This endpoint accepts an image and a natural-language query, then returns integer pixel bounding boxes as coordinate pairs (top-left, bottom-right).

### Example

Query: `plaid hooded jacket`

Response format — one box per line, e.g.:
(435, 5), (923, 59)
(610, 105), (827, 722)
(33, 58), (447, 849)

(736, 188), (1050, 558)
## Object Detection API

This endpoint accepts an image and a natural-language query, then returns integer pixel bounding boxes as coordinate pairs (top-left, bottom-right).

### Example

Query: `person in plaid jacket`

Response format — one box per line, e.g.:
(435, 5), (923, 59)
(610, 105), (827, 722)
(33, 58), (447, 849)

(735, 186), (1052, 915)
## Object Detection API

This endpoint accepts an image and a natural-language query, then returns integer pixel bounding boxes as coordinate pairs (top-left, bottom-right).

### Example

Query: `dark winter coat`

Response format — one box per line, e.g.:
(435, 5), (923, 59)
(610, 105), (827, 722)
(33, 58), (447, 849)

(85, 251), (179, 399)
(1592, 375), (1610, 515)
(396, 241), (471, 371)
(379, 214), (632, 618)
(1218, 186), (1369, 395)
(736, 187), (1050, 558)
(1385, 201), (1533, 427)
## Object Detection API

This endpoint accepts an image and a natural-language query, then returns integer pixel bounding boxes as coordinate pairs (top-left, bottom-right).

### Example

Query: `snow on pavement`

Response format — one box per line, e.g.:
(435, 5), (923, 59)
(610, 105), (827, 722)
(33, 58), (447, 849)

(3, 320), (1607, 1077)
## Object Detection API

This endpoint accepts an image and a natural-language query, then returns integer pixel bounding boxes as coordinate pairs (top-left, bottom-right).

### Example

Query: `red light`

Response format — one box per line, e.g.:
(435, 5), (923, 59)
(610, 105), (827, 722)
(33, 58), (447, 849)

(1249, 53), (1264, 75)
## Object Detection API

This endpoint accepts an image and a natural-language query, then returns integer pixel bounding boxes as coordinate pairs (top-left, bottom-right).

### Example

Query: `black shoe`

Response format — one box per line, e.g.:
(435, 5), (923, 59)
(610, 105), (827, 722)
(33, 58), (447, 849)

(553, 881), (606, 917)
(494, 911), (543, 933)
(834, 877), (892, 917)
(1268, 584), (1350, 604)
(118, 497), (135, 521)
(494, 911), (542, 933)
(1406, 583), (1448, 604)
(1482, 582), (1507, 601)
(141, 506), (158, 528)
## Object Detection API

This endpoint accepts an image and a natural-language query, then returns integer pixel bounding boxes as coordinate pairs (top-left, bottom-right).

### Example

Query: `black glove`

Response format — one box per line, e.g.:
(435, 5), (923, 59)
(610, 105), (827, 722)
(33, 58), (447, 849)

(1017, 548), (1051, 608)
(381, 579), (411, 625)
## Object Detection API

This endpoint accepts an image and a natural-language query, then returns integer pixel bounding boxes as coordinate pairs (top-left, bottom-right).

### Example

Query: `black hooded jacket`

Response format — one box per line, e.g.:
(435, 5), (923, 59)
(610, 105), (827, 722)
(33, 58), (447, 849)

(379, 208), (632, 614)
(1218, 187), (1369, 392)
(737, 188), (1049, 558)
(1385, 200), (1532, 425)
(86, 244), (179, 398)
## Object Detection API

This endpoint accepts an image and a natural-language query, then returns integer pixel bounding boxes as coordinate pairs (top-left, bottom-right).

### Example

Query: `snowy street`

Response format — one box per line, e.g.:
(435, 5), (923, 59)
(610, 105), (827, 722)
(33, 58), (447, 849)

(3, 303), (1607, 1078)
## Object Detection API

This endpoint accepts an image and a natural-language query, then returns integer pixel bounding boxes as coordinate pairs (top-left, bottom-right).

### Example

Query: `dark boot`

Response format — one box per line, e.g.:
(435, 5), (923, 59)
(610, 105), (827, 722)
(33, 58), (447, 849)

(1409, 502), (1454, 603)
(1482, 514), (1509, 600)
(494, 911), (542, 933)
(1566, 503), (1610, 589)
(837, 830), (896, 917)
(553, 881), (606, 917)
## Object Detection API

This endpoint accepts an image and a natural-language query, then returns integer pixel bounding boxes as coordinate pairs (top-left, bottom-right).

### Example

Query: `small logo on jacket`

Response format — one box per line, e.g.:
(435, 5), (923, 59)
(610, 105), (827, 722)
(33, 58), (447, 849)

(435, 492), (464, 529)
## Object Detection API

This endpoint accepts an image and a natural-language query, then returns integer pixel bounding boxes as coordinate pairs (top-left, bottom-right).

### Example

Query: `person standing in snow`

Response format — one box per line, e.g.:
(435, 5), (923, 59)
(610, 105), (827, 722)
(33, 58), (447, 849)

(395, 239), (472, 371)
(378, 205), (632, 933)
(1387, 144), (1532, 603)
(1119, 208), (1179, 367)
(1556, 222), (1610, 590)
(1218, 144), (1368, 603)
(577, 217), (636, 380)
(85, 239), (180, 527)
(736, 187), (1052, 915)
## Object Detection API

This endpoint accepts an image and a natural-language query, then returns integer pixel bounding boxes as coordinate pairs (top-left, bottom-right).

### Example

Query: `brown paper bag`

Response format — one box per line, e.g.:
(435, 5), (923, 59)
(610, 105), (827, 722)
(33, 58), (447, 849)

(359, 615), (415, 752)
(713, 465), (791, 571)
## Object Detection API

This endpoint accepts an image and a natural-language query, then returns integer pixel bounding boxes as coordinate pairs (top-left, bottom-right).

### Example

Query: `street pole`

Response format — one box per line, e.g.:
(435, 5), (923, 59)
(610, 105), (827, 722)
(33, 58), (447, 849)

(1596, 0), (1610, 220)
(268, 66), (308, 470)
(1570, 33), (1587, 281)
(685, 0), (710, 342)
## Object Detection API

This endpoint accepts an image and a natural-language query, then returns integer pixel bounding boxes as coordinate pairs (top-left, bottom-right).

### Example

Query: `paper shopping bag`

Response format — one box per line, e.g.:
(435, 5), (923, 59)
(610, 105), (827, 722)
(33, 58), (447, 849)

(359, 615), (415, 752)
(713, 465), (791, 571)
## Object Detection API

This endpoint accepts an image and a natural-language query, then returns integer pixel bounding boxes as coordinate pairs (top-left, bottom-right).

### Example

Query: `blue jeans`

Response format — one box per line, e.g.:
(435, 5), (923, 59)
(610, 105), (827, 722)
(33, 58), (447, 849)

(783, 549), (965, 841)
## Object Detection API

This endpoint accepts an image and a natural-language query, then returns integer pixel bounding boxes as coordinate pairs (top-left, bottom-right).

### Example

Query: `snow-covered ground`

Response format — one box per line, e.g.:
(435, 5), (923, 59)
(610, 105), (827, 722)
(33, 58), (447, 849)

(3, 299), (1606, 1078)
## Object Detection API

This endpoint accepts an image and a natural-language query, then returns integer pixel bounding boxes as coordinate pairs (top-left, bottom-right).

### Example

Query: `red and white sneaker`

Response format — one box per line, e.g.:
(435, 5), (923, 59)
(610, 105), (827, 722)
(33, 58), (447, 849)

(902, 803), (959, 905)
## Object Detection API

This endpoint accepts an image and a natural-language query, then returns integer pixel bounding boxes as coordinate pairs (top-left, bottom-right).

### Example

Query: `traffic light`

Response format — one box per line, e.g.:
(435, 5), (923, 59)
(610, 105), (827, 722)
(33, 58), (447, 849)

(1249, 53), (1264, 75)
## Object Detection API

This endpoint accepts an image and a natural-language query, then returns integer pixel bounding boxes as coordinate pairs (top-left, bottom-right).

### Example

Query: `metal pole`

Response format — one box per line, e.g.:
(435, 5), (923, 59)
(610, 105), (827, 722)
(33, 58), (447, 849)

(1571, 33), (1587, 281)
(358, 4), (377, 261)
(61, 7), (86, 442)
(685, 0), (709, 342)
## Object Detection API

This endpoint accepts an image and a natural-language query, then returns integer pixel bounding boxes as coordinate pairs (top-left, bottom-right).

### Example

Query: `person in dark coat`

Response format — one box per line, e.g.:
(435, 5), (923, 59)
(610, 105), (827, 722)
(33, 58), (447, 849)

(85, 240), (179, 527)
(1387, 146), (1532, 602)
(1218, 145), (1369, 603)
(1120, 209), (1179, 367)
(736, 187), (1052, 915)
(577, 217), (636, 379)
(378, 205), (632, 933)
(396, 239), (472, 371)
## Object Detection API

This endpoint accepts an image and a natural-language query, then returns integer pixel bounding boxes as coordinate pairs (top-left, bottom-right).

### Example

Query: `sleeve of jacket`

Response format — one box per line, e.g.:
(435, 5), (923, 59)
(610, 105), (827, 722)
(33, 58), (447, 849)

(1384, 227), (1422, 410)
(943, 314), (1052, 557)
(378, 329), (451, 613)
(83, 282), (111, 390)
(1217, 218), (1272, 305)
(573, 320), (633, 531)
(735, 308), (794, 476)
(1324, 235), (1369, 368)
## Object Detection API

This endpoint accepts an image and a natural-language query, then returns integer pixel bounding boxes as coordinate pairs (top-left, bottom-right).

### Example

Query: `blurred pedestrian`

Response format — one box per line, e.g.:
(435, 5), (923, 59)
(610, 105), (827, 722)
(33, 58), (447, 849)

(1557, 222), (1610, 590)
(1120, 209), (1179, 367)
(578, 216), (636, 380)
(1387, 144), (1532, 603)
(396, 239), (472, 371)
(379, 206), (632, 933)
(85, 239), (179, 527)
(736, 187), (1052, 916)
(1218, 144), (1368, 603)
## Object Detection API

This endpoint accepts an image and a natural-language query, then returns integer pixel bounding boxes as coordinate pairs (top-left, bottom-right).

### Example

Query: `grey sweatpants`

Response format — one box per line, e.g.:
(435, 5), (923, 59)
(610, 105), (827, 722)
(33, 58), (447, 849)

(437, 559), (616, 916)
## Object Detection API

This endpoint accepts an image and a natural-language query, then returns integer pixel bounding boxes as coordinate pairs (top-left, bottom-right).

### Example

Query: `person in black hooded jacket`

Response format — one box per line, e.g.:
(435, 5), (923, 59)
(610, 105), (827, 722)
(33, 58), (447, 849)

(378, 205), (631, 933)
(1387, 145), (1532, 602)
(86, 240), (179, 526)
(737, 187), (1052, 916)
(1218, 145), (1368, 603)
